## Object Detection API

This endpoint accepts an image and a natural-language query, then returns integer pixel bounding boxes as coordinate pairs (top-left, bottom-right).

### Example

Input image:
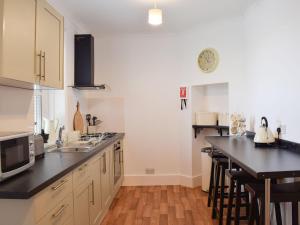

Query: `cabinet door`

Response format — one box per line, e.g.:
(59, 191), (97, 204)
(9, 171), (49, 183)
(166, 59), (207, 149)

(36, 0), (64, 89)
(89, 158), (102, 225)
(0, 0), (36, 83)
(100, 150), (112, 209)
(74, 180), (91, 225)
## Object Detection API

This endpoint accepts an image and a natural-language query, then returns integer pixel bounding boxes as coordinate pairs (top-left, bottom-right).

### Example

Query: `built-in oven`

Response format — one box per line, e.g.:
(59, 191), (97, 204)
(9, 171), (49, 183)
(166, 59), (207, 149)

(0, 132), (35, 182)
(113, 141), (122, 184)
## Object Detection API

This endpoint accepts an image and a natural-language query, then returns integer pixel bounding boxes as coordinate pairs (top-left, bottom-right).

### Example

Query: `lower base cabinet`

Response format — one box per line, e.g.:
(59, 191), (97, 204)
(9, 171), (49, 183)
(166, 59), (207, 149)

(0, 139), (124, 225)
(89, 157), (102, 225)
(74, 179), (91, 225)
(101, 148), (112, 210)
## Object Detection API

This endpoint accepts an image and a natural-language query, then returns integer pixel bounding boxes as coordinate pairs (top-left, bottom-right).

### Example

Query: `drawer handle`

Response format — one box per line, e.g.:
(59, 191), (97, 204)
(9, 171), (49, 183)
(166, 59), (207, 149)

(79, 164), (88, 171)
(51, 179), (67, 191)
(91, 180), (95, 205)
(52, 204), (66, 218)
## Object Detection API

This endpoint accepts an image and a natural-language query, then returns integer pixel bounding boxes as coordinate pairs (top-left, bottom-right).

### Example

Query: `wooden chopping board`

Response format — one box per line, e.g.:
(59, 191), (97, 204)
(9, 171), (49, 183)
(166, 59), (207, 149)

(73, 101), (84, 134)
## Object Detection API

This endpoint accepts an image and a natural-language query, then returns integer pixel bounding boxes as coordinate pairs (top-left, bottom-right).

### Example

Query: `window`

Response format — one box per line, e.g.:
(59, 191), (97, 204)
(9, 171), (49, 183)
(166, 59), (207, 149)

(34, 87), (65, 146)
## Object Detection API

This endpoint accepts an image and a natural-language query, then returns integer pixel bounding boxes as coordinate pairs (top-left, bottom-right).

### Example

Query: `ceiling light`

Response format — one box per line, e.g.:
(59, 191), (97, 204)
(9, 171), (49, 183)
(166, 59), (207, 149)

(148, 1), (162, 26)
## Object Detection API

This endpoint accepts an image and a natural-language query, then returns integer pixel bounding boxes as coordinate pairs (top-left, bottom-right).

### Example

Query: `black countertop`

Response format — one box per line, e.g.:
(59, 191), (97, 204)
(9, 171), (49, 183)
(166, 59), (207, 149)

(206, 136), (300, 179)
(0, 133), (124, 199)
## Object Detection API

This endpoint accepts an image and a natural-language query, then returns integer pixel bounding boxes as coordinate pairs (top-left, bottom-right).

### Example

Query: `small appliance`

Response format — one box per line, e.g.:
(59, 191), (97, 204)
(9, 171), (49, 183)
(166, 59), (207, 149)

(254, 117), (275, 147)
(0, 132), (35, 182)
(34, 135), (45, 159)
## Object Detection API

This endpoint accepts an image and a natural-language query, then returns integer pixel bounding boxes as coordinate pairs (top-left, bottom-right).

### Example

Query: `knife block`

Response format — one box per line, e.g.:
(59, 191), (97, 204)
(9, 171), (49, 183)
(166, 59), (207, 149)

(87, 126), (98, 134)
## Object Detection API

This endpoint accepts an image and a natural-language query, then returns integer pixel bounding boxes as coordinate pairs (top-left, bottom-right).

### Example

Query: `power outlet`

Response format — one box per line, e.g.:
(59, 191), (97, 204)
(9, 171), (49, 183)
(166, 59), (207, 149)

(280, 124), (287, 135)
(145, 168), (155, 175)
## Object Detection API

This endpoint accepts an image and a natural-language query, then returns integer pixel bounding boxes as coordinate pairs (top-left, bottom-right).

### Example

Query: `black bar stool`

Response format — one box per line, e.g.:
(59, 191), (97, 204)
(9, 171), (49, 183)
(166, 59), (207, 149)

(246, 182), (300, 225)
(225, 170), (261, 225)
(212, 158), (240, 224)
(207, 150), (227, 207)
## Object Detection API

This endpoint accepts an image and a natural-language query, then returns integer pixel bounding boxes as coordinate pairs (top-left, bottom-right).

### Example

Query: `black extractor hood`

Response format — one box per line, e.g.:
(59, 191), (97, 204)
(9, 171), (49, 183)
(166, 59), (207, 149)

(73, 34), (106, 90)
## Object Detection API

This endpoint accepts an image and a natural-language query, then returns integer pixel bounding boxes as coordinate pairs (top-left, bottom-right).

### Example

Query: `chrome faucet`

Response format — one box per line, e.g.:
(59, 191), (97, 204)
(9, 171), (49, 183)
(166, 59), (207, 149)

(56, 126), (65, 148)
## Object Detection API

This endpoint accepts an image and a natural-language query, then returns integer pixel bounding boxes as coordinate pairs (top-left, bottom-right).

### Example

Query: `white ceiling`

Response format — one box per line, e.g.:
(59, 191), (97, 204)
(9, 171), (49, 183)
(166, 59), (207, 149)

(50, 0), (255, 36)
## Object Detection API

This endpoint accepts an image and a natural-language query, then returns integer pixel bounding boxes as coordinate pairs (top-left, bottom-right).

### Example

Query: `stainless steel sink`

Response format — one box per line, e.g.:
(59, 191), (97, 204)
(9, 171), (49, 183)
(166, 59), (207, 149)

(52, 146), (94, 153)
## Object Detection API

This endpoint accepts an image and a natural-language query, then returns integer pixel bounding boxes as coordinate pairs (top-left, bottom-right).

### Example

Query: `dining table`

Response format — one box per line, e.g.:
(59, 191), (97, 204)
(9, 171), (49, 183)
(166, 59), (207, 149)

(206, 135), (300, 225)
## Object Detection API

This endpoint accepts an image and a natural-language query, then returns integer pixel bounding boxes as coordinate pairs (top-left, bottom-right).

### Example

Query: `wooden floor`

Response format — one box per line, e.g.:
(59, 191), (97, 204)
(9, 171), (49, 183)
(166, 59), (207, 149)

(100, 186), (219, 225)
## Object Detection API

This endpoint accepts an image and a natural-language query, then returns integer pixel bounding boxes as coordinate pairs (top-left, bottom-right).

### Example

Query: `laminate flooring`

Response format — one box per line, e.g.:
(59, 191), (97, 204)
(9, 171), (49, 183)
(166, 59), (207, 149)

(100, 186), (240, 225)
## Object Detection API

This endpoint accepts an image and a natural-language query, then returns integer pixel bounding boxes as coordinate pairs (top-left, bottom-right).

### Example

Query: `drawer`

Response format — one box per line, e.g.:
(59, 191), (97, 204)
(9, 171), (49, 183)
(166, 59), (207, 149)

(34, 173), (73, 222)
(37, 194), (73, 225)
(73, 162), (90, 187)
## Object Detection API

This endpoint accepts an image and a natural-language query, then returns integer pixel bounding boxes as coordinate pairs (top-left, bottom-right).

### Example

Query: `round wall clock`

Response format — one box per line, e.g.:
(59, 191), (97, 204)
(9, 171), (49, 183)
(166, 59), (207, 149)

(198, 48), (219, 73)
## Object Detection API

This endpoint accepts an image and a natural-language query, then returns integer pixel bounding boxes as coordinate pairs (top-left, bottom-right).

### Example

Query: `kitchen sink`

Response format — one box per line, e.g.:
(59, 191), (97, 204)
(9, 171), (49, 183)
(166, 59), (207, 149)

(55, 146), (94, 153)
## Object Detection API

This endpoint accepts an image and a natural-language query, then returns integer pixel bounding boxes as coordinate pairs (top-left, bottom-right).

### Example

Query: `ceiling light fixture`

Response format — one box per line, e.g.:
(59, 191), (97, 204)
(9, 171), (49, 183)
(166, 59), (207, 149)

(148, 0), (162, 26)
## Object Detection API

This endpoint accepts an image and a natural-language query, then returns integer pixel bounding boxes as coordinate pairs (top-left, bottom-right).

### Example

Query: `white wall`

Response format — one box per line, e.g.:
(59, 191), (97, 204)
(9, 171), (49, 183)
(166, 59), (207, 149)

(0, 86), (34, 132)
(244, 0), (300, 141)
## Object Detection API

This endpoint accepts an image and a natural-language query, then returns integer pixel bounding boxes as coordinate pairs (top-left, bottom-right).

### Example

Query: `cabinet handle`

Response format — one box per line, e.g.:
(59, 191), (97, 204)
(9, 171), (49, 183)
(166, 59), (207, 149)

(91, 180), (95, 205)
(41, 52), (46, 80)
(37, 51), (42, 79)
(79, 163), (88, 171)
(52, 204), (66, 218)
(103, 153), (106, 174)
(51, 179), (67, 191)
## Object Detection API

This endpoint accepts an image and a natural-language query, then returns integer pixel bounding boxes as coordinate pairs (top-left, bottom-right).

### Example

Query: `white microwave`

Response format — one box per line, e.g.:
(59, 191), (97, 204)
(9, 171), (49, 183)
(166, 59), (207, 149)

(0, 132), (35, 182)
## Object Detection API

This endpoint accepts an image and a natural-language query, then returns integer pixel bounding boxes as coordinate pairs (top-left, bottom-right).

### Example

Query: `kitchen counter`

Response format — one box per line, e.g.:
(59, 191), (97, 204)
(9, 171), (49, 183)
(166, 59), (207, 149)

(206, 135), (300, 179)
(0, 133), (124, 199)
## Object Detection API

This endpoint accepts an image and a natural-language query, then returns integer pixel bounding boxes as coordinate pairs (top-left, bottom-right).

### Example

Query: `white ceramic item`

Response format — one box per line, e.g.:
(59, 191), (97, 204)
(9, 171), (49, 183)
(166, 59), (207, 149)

(254, 117), (275, 144)
(218, 113), (229, 126)
(195, 112), (217, 126)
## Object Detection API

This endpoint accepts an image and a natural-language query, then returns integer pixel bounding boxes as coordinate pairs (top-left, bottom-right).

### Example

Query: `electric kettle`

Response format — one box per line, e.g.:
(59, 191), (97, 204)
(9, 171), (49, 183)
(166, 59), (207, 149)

(254, 117), (275, 147)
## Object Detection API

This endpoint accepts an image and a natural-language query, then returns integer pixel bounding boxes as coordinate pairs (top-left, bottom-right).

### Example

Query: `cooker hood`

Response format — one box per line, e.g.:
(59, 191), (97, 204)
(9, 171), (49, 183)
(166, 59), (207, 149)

(73, 34), (107, 90)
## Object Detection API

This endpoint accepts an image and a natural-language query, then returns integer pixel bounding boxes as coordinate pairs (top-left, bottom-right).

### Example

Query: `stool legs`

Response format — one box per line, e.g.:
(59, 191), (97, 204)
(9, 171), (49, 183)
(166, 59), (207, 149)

(208, 159), (216, 207)
(226, 176), (235, 225)
(212, 163), (221, 219)
(234, 180), (242, 225)
(219, 166), (226, 225)
(292, 202), (299, 225)
(274, 203), (282, 225)
(248, 193), (260, 225)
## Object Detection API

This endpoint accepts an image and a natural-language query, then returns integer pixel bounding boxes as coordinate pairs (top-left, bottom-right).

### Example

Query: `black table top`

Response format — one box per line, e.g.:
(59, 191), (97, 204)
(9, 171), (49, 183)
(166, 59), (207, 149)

(206, 136), (300, 179)
(0, 133), (124, 199)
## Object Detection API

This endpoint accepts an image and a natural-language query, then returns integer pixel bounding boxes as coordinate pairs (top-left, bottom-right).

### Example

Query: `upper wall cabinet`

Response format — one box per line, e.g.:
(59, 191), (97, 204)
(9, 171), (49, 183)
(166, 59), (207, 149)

(0, 0), (64, 89)
(0, 0), (36, 85)
(36, 0), (64, 89)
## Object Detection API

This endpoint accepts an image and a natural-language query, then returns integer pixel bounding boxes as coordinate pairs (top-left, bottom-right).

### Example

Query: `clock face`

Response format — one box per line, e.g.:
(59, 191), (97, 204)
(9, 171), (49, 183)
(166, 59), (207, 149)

(198, 48), (219, 73)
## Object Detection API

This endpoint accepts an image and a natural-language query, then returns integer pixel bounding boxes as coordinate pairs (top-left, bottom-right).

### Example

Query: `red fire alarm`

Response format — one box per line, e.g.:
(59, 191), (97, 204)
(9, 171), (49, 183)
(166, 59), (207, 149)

(179, 86), (188, 110)
(180, 86), (187, 99)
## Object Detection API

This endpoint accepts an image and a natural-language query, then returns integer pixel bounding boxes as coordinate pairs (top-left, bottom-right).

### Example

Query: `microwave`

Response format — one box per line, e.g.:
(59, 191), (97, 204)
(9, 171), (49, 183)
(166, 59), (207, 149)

(0, 132), (35, 182)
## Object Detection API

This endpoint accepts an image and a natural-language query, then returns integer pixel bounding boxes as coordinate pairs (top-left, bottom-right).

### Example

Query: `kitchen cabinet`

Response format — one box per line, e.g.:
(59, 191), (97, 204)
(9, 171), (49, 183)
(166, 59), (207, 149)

(73, 177), (91, 225)
(0, 138), (124, 225)
(0, 0), (36, 84)
(101, 147), (113, 210)
(36, 0), (64, 89)
(0, 0), (64, 89)
(89, 157), (102, 225)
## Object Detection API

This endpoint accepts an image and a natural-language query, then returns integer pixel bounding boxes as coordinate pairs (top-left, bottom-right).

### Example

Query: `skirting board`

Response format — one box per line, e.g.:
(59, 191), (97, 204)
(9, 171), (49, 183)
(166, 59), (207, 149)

(122, 174), (202, 188)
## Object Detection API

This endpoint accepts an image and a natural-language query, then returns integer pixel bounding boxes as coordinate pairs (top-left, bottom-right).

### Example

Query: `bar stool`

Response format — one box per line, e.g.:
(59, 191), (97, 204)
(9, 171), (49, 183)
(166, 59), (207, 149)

(207, 150), (227, 207)
(212, 158), (241, 223)
(246, 182), (300, 225)
(225, 170), (260, 225)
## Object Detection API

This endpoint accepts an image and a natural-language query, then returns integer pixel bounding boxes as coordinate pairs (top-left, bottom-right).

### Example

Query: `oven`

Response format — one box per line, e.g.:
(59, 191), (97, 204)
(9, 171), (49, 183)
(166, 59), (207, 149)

(113, 141), (122, 184)
(0, 132), (35, 181)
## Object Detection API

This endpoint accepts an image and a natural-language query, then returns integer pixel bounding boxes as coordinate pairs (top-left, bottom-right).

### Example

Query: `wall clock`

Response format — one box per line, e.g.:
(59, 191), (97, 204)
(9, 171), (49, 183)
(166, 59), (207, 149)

(198, 48), (219, 73)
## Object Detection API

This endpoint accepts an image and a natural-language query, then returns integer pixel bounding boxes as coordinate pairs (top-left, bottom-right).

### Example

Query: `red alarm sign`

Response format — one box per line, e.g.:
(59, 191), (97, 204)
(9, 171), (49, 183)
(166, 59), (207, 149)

(180, 86), (187, 99)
